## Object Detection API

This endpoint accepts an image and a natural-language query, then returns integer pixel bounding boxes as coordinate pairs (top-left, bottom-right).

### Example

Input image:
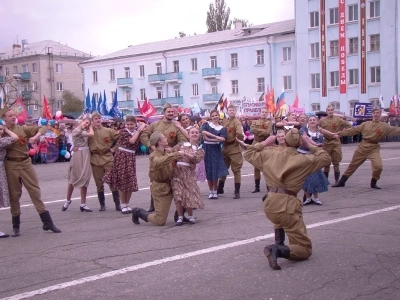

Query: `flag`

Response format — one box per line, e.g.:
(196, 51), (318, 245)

(12, 95), (29, 121)
(389, 95), (397, 115)
(379, 94), (384, 109)
(109, 89), (122, 118)
(91, 93), (96, 113)
(137, 98), (142, 114)
(42, 96), (53, 119)
(293, 93), (299, 108)
(265, 85), (270, 108)
(83, 89), (91, 114)
(0, 88), (3, 109)
(214, 93), (224, 111)
(101, 90), (109, 116)
(191, 101), (201, 114)
(397, 95), (400, 115)
(275, 88), (286, 113)
(267, 87), (275, 114)
(258, 93), (264, 102)
(223, 97), (228, 110)
(141, 98), (157, 118)
(97, 93), (103, 114)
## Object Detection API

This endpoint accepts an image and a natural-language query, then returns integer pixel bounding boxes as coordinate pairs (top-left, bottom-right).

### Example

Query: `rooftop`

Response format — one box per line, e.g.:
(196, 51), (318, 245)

(82, 19), (295, 64)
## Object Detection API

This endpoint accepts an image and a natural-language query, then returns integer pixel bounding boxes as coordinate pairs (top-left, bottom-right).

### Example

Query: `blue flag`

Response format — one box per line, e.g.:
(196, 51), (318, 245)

(91, 93), (96, 113)
(97, 93), (103, 114)
(108, 89), (122, 118)
(101, 90), (109, 116)
(83, 89), (91, 114)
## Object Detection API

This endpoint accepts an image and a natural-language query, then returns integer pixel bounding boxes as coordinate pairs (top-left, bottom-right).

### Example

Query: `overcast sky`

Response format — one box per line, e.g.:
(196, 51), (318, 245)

(0, 0), (294, 56)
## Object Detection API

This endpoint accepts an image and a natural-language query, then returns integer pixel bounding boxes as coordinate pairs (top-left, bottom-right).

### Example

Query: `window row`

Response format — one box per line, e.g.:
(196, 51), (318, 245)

(310, 0), (380, 28)
(3, 63), (66, 76)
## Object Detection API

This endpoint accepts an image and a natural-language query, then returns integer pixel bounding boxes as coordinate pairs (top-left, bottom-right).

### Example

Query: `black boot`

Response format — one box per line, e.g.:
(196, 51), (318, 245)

(262, 193), (268, 202)
(264, 244), (290, 270)
(217, 180), (225, 195)
(39, 211), (61, 233)
(274, 228), (285, 246)
(112, 191), (122, 211)
(332, 175), (348, 187)
(324, 171), (329, 178)
(334, 171), (340, 184)
(147, 197), (155, 213)
(132, 208), (150, 225)
(98, 192), (106, 211)
(252, 179), (261, 193)
(371, 178), (381, 189)
(233, 183), (241, 199)
(11, 215), (20, 237)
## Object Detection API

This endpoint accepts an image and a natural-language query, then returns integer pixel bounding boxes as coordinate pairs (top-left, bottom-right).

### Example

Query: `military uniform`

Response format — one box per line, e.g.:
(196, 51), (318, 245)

(334, 120), (400, 188)
(250, 118), (272, 192)
(243, 129), (331, 270)
(319, 115), (352, 182)
(218, 117), (244, 198)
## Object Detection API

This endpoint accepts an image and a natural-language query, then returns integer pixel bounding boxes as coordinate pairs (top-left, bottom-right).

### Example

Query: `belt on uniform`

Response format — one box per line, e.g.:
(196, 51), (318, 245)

(269, 187), (297, 197)
(177, 162), (190, 166)
(6, 156), (30, 162)
(119, 146), (135, 154)
(363, 139), (379, 144)
(78, 147), (89, 151)
(153, 179), (170, 184)
(91, 149), (110, 155)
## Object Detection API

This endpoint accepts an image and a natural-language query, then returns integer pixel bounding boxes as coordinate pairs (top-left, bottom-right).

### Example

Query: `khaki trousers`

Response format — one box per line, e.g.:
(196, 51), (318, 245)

(322, 142), (342, 173)
(220, 151), (243, 183)
(265, 198), (312, 260)
(343, 142), (382, 180)
(91, 163), (116, 193)
(147, 182), (173, 226)
(254, 167), (261, 180)
(5, 161), (47, 217)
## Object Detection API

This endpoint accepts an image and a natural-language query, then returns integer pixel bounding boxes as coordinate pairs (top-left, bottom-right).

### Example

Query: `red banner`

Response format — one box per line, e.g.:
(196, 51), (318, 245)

(42, 95), (53, 120)
(320, 0), (327, 97)
(12, 95), (29, 121)
(339, 0), (347, 93)
(360, 0), (367, 94)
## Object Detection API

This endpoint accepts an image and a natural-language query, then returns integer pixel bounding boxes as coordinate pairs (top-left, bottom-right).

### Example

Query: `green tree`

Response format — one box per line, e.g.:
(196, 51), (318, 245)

(232, 18), (252, 28)
(179, 31), (187, 38)
(206, 0), (232, 33)
(61, 90), (83, 113)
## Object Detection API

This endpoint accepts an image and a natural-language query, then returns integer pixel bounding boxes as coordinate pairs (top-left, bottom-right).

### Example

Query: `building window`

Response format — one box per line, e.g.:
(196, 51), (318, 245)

(92, 71), (98, 83)
(191, 58), (197, 72)
(156, 63), (162, 74)
(140, 88), (146, 100)
(370, 34), (380, 51)
(370, 0), (380, 18)
(211, 81), (218, 94)
(310, 73), (320, 89)
(311, 103), (320, 111)
(22, 64), (29, 72)
(370, 66), (381, 83)
(283, 76), (292, 90)
(348, 4), (358, 21)
(173, 61), (179, 73)
(330, 71), (339, 87)
(349, 38), (358, 54)
(13, 66), (18, 74)
(329, 7), (339, 25)
(94, 93), (99, 102)
(109, 69), (115, 81)
(330, 40), (339, 57)
(310, 43), (320, 59)
(349, 69), (359, 85)
(230, 53), (238, 68)
(156, 87), (163, 99)
(310, 11), (319, 28)
(192, 83), (199, 96)
(139, 65), (145, 77)
(56, 82), (63, 92)
(210, 56), (217, 68)
(5, 68), (9, 76)
(32, 63), (37, 73)
(256, 50), (264, 65)
(282, 47), (291, 62)
(55, 64), (62, 73)
(330, 101), (340, 110)
(370, 98), (379, 107)
(111, 91), (116, 101)
(257, 78), (265, 93)
(174, 85), (180, 97)
(32, 82), (38, 91)
(125, 67), (130, 78)
(125, 90), (131, 101)
(33, 101), (39, 111)
(231, 80), (239, 94)
(349, 100), (359, 116)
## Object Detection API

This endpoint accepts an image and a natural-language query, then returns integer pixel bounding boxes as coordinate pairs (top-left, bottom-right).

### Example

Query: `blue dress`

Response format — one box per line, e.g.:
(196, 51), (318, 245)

(201, 122), (229, 181)
(299, 126), (330, 194)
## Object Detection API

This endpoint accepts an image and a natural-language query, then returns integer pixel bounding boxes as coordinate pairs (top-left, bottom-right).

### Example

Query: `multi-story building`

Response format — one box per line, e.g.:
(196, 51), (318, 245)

(80, 20), (296, 115)
(295, 0), (400, 115)
(0, 40), (91, 118)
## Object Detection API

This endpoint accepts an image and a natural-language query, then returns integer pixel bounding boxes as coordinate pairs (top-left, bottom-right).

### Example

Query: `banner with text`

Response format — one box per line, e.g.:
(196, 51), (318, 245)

(353, 102), (373, 118)
(339, 0), (347, 94)
(241, 100), (266, 116)
(289, 106), (305, 114)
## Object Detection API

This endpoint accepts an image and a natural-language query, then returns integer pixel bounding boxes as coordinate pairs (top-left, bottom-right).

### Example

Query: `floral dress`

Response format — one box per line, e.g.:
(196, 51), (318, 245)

(0, 136), (16, 207)
(103, 128), (140, 192)
(171, 142), (205, 209)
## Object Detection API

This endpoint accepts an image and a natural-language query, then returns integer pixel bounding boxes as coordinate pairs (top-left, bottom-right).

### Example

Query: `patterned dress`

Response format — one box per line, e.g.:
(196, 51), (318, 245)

(0, 136), (16, 207)
(201, 122), (229, 181)
(171, 142), (205, 209)
(103, 128), (139, 192)
(68, 129), (91, 188)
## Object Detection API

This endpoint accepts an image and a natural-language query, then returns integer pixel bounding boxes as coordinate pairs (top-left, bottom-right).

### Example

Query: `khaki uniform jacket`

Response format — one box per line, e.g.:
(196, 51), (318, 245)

(338, 120), (400, 141)
(149, 150), (180, 182)
(222, 117), (244, 154)
(319, 116), (352, 144)
(250, 118), (272, 143)
(140, 119), (187, 149)
(88, 126), (119, 166)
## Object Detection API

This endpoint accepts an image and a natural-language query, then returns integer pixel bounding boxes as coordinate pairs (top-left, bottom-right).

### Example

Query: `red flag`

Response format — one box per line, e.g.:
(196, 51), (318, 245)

(141, 98), (157, 118)
(223, 97), (228, 110)
(293, 93), (299, 108)
(265, 85), (270, 108)
(42, 95), (53, 119)
(389, 96), (396, 115)
(137, 98), (143, 114)
(267, 87), (275, 114)
(12, 95), (29, 121)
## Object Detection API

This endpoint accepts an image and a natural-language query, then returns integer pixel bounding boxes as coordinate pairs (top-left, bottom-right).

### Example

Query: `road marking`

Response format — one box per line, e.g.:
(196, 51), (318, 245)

(3, 204), (400, 300)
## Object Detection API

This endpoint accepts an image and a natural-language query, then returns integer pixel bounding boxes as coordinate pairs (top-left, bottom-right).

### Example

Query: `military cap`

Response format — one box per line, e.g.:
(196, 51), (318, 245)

(0, 107), (13, 118)
(163, 102), (172, 110)
(91, 111), (101, 119)
(150, 131), (162, 147)
(285, 128), (301, 148)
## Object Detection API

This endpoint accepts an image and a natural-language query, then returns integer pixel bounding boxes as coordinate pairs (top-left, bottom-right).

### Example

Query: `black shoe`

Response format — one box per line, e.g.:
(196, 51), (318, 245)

(62, 200), (71, 211)
(274, 228), (285, 246)
(11, 228), (19, 237)
(147, 198), (155, 213)
(80, 205), (92, 212)
(98, 192), (106, 211)
(252, 179), (261, 193)
(11, 216), (20, 237)
(115, 204), (122, 211)
(217, 181), (225, 195)
(371, 178), (381, 189)
(264, 245), (281, 270)
(332, 175), (348, 187)
(233, 183), (241, 199)
(99, 204), (106, 211)
(132, 208), (149, 225)
(112, 191), (122, 211)
(40, 211), (61, 233)
(0, 233), (10, 238)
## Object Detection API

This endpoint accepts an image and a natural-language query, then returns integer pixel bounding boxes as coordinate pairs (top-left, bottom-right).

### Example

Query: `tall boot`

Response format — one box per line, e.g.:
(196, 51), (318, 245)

(371, 178), (381, 189)
(332, 175), (348, 187)
(217, 180), (225, 195)
(132, 208), (150, 225)
(112, 191), (122, 211)
(252, 179), (261, 193)
(334, 171), (340, 184)
(264, 244), (290, 270)
(274, 228), (285, 246)
(98, 192), (106, 211)
(147, 197), (155, 213)
(39, 211), (61, 233)
(324, 171), (329, 178)
(11, 215), (20, 237)
(233, 183), (241, 199)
